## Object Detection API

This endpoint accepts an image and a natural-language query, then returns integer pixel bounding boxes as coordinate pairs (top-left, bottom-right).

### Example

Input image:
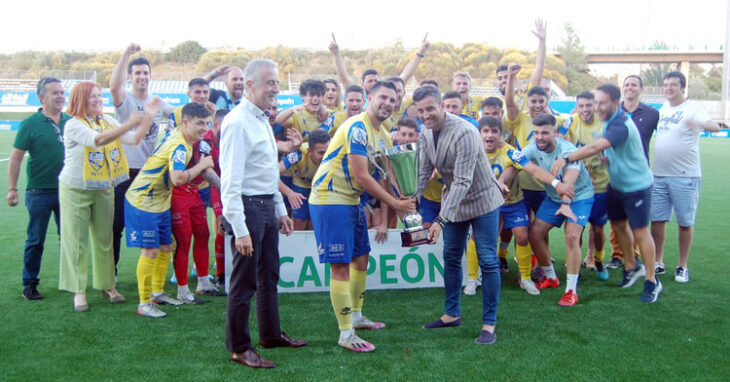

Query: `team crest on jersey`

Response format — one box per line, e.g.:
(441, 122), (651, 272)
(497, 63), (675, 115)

(508, 149), (525, 163)
(109, 147), (121, 167)
(378, 139), (387, 152)
(87, 151), (104, 171)
(286, 151), (302, 165)
(173, 148), (187, 165)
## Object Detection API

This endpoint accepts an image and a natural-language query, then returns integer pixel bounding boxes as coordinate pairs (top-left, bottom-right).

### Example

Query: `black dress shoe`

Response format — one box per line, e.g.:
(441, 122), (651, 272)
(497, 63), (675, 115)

(230, 348), (276, 369)
(259, 332), (308, 349)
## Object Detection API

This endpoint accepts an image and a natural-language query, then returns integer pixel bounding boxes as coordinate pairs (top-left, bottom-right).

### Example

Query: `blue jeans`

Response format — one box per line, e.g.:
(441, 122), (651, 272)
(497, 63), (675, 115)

(23, 189), (60, 287)
(442, 208), (500, 325)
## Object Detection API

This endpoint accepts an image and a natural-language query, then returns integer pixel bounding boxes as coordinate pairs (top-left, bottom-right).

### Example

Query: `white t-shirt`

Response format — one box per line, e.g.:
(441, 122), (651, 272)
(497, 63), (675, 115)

(653, 100), (711, 177)
(114, 92), (173, 169)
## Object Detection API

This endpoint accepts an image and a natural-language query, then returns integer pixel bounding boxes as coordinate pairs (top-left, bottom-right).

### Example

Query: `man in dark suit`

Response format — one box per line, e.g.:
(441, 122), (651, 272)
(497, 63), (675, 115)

(413, 85), (505, 345)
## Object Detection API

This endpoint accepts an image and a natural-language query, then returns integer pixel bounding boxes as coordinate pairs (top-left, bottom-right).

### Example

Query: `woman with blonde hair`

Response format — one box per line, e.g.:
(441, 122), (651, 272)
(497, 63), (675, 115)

(59, 81), (159, 312)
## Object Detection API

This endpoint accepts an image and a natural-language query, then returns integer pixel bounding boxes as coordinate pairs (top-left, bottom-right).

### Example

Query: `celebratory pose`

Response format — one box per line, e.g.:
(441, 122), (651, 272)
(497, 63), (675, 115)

(552, 84), (663, 303)
(504, 114), (594, 306)
(309, 81), (415, 352)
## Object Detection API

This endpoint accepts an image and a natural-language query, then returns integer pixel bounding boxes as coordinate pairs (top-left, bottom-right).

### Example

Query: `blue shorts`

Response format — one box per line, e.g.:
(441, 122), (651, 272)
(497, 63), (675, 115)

(522, 189), (547, 214)
(418, 196), (441, 224)
(501, 200), (530, 230)
(124, 199), (173, 248)
(536, 197), (594, 228)
(607, 185), (651, 229)
(650, 176), (700, 227)
(198, 186), (211, 208)
(290, 184), (311, 221)
(310, 204), (371, 264)
(589, 192), (608, 226)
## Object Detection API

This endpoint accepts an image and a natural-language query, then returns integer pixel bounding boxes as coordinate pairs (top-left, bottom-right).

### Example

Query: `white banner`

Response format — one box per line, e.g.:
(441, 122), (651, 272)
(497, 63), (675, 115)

(225, 229), (471, 293)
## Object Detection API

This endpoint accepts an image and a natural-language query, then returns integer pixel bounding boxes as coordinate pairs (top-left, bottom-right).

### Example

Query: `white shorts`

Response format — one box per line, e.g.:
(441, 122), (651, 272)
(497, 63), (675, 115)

(650, 176), (701, 227)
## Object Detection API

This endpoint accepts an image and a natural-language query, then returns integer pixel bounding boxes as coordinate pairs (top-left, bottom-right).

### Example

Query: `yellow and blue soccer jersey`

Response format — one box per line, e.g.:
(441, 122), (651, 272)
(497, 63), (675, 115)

(328, 104), (345, 113)
(505, 111), (565, 191)
(422, 173), (444, 203)
(559, 113), (610, 193)
(328, 111), (350, 137)
(487, 143), (524, 205)
(291, 109), (331, 141)
(125, 130), (191, 213)
(282, 143), (320, 189)
(382, 98), (413, 132)
(310, 112), (393, 205)
(462, 95), (485, 120)
(167, 105), (213, 131)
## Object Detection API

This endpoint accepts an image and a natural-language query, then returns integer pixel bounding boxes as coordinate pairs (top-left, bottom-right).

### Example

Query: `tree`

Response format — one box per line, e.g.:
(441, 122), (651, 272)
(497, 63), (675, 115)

(556, 23), (597, 96)
(168, 40), (207, 63)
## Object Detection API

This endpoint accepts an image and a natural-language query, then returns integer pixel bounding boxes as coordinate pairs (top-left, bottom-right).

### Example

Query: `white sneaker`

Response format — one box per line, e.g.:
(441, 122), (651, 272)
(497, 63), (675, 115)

(137, 302), (167, 318)
(463, 279), (478, 295)
(519, 279), (540, 295)
(177, 290), (205, 305)
(675, 267), (690, 283)
(151, 293), (183, 306)
(338, 331), (375, 353)
(353, 316), (386, 330)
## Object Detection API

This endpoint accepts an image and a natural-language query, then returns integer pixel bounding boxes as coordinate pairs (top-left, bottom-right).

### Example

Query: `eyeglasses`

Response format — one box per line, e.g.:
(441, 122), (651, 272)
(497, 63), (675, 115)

(37, 77), (61, 95)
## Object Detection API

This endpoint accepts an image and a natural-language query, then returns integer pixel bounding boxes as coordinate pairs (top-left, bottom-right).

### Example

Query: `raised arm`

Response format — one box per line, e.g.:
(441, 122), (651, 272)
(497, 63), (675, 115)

(398, 33), (430, 83)
(505, 64), (522, 121)
(110, 43), (140, 107)
(529, 19), (547, 88)
(329, 33), (354, 89)
(203, 65), (232, 83)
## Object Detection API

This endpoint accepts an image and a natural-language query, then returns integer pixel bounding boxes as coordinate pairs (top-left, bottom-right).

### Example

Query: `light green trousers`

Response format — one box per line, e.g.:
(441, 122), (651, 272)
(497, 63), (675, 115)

(58, 183), (115, 293)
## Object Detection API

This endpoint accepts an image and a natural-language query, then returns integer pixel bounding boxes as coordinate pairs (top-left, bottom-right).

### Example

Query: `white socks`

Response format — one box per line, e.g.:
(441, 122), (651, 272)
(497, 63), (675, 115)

(566, 274), (579, 293)
(542, 265), (557, 279)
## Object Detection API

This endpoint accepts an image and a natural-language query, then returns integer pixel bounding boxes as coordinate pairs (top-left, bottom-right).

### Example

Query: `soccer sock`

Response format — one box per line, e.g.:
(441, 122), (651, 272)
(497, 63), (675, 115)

(542, 265), (557, 279)
(197, 276), (211, 290)
(466, 239), (479, 280)
(566, 273), (579, 293)
(177, 284), (189, 296)
(151, 251), (171, 295)
(594, 249), (605, 263)
(136, 256), (155, 303)
(498, 241), (510, 259)
(516, 243), (533, 280)
(349, 268), (367, 316)
(330, 279), (352, 331)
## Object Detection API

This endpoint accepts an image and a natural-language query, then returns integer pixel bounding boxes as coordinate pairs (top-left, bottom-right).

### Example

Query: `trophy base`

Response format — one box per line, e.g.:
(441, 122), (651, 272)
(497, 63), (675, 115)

(401, 228), (431, 247)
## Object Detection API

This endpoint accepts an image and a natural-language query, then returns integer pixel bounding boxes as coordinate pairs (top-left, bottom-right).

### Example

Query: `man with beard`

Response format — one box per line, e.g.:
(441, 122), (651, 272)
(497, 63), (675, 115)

(110, 43), (175, 280)
(205, 65), (245, 110)
(328, 85), (366, 136)
(551, 84), (662, 303)
(309, 81), (416, 352)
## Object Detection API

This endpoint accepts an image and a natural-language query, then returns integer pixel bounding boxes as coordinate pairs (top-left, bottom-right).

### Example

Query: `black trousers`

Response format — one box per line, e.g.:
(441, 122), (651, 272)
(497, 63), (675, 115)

(112, 168), (140, 273)
(225, 195), (282, 352)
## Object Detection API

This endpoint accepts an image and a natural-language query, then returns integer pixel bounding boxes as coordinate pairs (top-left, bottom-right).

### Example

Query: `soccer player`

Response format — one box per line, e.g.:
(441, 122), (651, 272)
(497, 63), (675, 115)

(275, 79), (330, 140)
(481, 97), (505, 119)
(506, 114), (594, 306)
(478, 116), (540, 295)
(551, 84), (663, 303)
(651, 71), (720, 282)
(442, 91), (479, 127)
(505, 63), (564, 215)
(328, 33), (429, 95)
(8, 78), (69, 300)
(279, 129), (331, 230)
(110, 43), (175, 276)
(204, 65), (245, 110)
(323, 79), (344, 112)
(382, 76), (414, 132)
(309, 81), (416, 352)
(558, 91), (610, 281)
(167, 78), (217, 129)
(126, 103), (215, 318)
(329, 85), (366, 136)
(450, 72), (484, 120)
(206, 109), (229, 290)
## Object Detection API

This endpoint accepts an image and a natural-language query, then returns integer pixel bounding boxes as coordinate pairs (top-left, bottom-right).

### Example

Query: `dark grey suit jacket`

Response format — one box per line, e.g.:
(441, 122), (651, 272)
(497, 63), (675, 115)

(416, 113), (504, 222)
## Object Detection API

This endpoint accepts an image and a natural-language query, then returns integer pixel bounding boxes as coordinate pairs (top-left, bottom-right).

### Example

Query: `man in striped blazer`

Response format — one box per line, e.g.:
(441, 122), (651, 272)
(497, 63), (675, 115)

(413, 85), (505, 345)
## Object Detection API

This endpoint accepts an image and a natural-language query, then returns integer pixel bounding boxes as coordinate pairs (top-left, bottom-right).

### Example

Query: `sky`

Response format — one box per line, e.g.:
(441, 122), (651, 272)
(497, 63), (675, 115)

(4, 0), (727, 54)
